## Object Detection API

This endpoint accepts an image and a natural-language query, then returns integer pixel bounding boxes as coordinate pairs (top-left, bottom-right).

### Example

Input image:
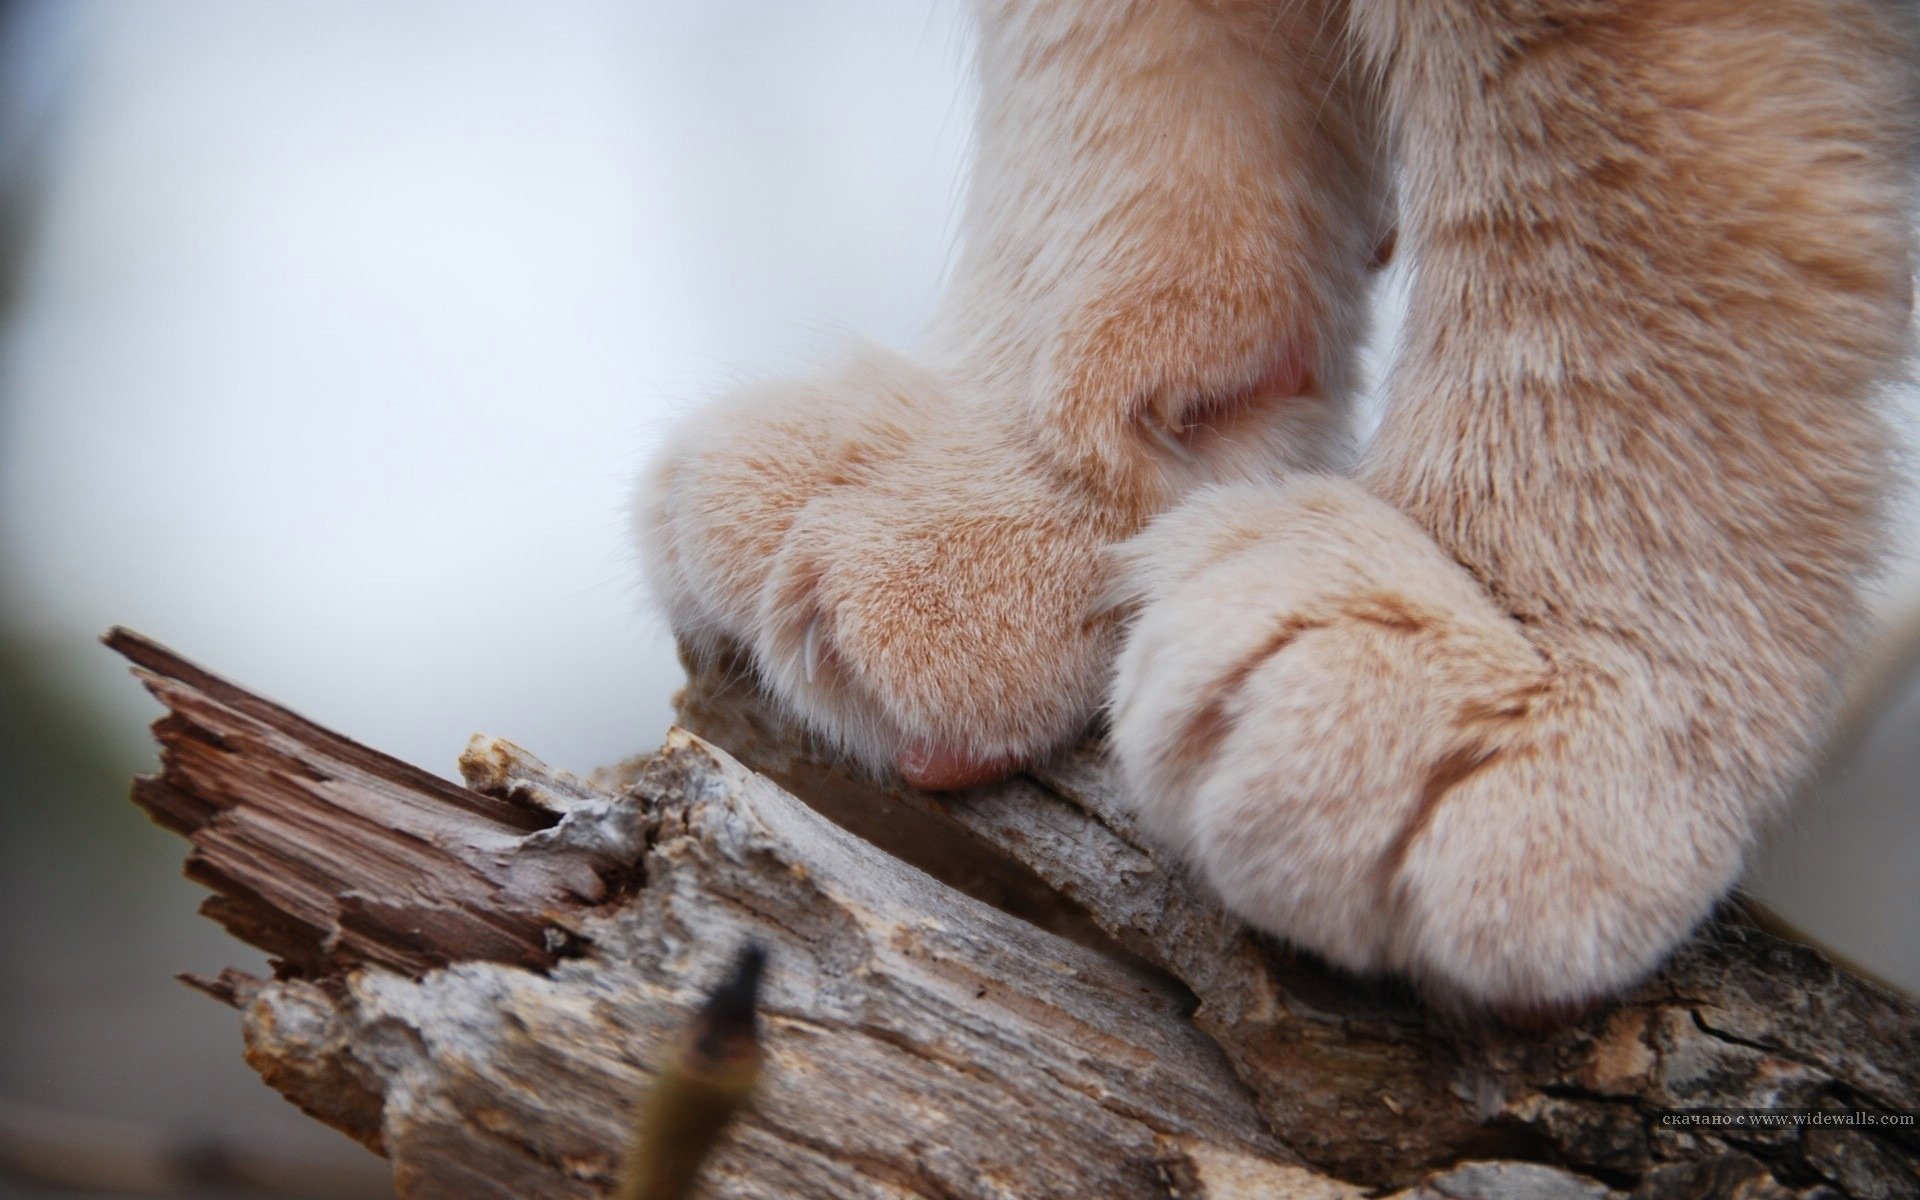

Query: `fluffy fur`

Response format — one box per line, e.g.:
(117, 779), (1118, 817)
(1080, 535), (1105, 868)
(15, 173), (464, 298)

(639, 0), (1917, 1011)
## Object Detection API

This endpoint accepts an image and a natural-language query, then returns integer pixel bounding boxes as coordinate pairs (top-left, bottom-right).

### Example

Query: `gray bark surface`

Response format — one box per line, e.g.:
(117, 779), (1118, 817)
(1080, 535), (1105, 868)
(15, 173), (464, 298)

(109, 631), (1920, 1199)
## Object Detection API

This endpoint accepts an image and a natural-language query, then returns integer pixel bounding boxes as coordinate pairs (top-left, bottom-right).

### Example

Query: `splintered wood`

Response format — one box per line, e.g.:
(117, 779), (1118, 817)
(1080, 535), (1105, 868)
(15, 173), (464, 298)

(110, 630), (1920, 1200)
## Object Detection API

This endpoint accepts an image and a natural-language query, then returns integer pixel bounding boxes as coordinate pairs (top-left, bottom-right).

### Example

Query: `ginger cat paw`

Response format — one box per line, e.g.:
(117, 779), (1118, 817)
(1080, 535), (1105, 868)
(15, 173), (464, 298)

(1109, 479), (1743, 1011)
(640, 345), (1122, 788)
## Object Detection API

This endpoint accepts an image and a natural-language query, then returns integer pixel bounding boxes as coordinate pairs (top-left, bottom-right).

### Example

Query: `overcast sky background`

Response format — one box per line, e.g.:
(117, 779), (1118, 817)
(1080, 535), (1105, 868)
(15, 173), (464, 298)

(0, 0), (1913, 1019)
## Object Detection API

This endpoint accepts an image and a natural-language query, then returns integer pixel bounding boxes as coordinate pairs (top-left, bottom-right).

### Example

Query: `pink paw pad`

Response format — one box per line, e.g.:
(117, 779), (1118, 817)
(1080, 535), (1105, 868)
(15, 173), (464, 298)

(896, 741), (1021, 792)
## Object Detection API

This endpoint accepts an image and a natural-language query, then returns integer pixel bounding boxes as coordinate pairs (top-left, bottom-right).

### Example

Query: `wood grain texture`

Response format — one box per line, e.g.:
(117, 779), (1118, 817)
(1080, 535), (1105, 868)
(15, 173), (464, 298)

(112, 631), (1920, 1199)
(677, 655), (1920, 1194)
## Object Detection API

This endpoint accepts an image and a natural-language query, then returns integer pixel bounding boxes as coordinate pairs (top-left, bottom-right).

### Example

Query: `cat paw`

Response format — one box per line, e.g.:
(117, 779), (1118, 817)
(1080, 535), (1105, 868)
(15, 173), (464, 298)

(1108, 478), (1742, 1012)
(638, 345), (1126, 788)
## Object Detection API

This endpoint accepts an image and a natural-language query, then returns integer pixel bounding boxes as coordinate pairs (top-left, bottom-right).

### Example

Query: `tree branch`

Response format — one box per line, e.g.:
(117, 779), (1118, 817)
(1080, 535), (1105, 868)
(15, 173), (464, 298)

(109, 629), (1920, 1199)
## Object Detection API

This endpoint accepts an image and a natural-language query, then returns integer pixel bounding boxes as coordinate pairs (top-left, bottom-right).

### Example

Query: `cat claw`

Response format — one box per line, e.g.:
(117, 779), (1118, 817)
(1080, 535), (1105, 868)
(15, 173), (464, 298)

(801, 619), (824, 685)
(1084, 587), (1137, 623)
(1146, 422), (1196, 462)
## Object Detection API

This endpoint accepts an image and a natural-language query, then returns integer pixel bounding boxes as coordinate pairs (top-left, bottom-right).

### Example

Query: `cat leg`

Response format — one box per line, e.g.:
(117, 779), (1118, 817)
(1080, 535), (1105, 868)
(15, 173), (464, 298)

(640, 0), (1386, 787)
(1112, 0), (1915, 1011)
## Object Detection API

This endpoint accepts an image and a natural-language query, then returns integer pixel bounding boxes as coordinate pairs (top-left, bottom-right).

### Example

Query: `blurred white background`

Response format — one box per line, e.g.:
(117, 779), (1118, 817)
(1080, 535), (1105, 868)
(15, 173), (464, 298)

(1, 0), (973, 775)
(0, 3), (1913, 1196)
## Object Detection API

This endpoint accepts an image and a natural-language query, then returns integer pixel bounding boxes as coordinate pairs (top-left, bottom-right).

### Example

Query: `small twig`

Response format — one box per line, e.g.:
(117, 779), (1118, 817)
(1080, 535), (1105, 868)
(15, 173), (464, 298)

(618, 943), (769, 1200)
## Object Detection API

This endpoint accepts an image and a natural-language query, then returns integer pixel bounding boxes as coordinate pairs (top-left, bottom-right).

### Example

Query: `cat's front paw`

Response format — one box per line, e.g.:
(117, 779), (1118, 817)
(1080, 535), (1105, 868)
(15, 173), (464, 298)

(636, 344), (929, 655)
(639, 345), (1124, 788)
(1109, 479), (1740, 1016)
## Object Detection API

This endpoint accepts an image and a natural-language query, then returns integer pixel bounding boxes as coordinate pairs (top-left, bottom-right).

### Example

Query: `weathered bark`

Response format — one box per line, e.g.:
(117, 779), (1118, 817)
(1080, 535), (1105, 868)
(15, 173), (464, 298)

(110, 629), (1920, 1200)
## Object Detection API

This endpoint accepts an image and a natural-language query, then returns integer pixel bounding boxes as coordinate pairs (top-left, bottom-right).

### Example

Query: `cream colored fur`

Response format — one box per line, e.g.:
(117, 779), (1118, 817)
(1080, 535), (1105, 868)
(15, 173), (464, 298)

(639, 0), (1917, 1011)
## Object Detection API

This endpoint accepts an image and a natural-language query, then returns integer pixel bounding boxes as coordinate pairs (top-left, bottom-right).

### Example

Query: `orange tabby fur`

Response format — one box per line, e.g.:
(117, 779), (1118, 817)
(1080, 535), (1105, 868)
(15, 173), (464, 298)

(639, 0), (1916, 1010)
